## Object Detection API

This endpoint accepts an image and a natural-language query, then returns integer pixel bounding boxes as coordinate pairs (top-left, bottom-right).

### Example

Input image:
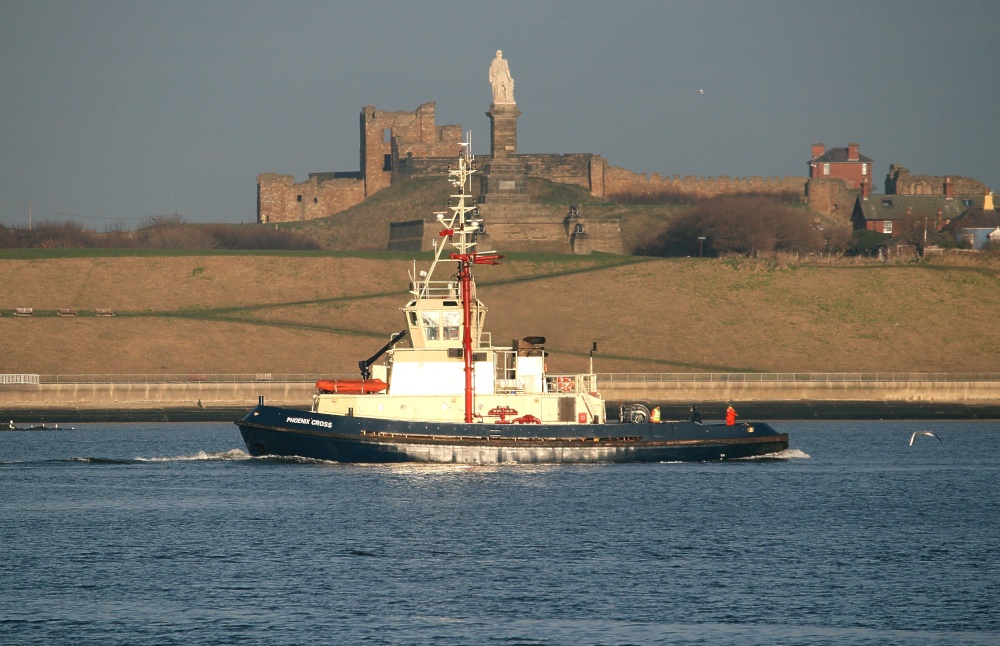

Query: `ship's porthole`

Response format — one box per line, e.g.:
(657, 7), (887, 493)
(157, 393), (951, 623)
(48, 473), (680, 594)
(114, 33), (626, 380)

(377, 404), (384, 411)
(440, 403), (449, 411)
(400, 404), (407, 411)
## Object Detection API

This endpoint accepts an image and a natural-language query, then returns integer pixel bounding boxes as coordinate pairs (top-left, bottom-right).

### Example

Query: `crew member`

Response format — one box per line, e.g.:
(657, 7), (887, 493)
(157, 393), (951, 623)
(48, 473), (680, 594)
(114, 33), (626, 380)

(690, 406), (702, 423)
(650, 406), (661, 423)
(725, 404), (738, 426)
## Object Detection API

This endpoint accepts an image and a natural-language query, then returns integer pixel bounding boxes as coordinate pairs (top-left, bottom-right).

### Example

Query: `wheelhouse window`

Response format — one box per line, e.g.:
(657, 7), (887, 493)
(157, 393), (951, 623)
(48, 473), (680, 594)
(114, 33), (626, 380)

(421, 311), (440, 340)
(442, 311), (461, 340)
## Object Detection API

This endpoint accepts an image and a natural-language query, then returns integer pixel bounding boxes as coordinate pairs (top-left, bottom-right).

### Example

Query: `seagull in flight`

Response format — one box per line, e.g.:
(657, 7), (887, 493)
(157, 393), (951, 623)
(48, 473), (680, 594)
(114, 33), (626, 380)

(909, 431), (941, 446)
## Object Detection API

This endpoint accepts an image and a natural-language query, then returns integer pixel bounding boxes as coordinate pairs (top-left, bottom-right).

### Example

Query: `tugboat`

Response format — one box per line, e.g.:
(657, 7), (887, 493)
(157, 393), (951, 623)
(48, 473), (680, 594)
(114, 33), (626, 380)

(236, 143), (788, 464)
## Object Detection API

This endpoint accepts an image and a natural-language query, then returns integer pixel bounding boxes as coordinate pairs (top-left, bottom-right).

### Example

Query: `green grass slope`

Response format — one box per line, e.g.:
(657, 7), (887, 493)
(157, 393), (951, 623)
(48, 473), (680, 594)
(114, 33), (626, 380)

(1, 252), (999, 376)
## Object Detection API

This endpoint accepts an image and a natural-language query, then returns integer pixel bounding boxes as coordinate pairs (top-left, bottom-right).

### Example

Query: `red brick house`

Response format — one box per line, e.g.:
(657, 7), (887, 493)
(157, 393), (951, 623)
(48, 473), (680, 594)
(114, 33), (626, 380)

(809, 142), (873, 190)
(850, 189), (988, 236)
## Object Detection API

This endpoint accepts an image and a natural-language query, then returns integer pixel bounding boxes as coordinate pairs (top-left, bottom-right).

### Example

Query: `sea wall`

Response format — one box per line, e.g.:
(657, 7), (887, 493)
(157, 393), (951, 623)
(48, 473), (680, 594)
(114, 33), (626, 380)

(601, 379), (1000, 404)
(0, 382), (315, 412)
(3, 377), (999, 422)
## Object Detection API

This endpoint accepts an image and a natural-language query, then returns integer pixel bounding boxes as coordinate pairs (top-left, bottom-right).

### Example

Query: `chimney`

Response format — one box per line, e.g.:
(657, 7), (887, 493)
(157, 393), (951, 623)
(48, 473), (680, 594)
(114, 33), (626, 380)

(944, 177), (954, 199)
(811, 143), (825, 160)
(847, 142), (860, 161)
(985, 190), (994, 211)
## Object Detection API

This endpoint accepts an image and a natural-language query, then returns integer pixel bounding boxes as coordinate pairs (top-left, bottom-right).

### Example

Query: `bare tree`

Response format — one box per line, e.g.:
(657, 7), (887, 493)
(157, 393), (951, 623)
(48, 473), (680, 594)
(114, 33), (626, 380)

(638, 196), (823, 257)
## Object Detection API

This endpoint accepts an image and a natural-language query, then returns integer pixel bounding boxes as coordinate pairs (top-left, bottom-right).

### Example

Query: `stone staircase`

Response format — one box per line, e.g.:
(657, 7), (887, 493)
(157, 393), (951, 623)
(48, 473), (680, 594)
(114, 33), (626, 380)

(388, 203), (623, 254)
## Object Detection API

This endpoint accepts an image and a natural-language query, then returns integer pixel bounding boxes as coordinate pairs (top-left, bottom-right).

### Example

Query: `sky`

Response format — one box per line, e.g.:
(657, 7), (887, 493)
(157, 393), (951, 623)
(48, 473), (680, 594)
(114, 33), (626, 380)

(1, 0), (998, 228)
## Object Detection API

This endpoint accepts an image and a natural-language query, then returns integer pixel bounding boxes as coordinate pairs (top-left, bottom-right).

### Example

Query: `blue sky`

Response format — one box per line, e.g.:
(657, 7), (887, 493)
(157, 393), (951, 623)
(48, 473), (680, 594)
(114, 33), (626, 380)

(1, 0), (997, 227)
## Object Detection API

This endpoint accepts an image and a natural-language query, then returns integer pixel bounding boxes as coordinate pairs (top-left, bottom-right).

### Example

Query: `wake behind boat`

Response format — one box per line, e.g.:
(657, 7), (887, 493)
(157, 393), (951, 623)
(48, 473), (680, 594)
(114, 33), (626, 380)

(236, 144), (788, 464)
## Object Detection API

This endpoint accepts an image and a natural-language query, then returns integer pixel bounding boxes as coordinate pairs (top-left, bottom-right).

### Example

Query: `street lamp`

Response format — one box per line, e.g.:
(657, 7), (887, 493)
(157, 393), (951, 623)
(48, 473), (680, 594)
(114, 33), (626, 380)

(697, 236), (706, 257)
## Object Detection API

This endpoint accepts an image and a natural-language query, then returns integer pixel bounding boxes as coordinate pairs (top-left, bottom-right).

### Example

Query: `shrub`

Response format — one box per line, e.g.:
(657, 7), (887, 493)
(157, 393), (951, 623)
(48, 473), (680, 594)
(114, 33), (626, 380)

(848, 230), (891, 256)
(636, 196), (822, 257)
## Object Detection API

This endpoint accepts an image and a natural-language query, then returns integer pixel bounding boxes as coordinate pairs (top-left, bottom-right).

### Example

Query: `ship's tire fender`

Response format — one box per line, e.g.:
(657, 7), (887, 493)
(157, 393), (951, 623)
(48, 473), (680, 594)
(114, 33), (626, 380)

(628, 404), (650, 424)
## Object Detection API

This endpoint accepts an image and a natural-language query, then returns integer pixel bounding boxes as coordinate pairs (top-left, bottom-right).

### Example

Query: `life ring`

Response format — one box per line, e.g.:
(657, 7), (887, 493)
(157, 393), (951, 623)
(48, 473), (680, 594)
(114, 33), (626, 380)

(555, 377), (574, 393)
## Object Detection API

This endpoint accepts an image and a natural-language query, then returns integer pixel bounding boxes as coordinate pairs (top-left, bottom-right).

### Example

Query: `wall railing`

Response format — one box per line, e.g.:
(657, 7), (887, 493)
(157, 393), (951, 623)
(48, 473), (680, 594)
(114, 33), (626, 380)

(5, 373), (998, 385)
(26, 374), (340, 385)
(595, 373), (1000, 383)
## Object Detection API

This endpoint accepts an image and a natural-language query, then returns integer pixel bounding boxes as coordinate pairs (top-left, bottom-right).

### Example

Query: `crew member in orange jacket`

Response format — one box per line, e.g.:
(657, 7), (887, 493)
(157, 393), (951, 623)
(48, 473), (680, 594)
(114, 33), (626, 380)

(725, 404), (738, 426)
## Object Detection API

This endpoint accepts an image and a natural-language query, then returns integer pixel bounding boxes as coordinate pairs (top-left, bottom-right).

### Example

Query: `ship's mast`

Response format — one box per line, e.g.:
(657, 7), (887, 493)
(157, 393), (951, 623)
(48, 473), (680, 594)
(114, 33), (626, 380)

(432, 138), (503, 422)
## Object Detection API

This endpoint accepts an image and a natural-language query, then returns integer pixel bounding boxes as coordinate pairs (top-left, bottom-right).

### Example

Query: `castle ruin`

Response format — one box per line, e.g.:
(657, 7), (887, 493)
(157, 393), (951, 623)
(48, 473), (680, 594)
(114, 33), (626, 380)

(256, 52), (990, 249)
(256, 50), (805, 246)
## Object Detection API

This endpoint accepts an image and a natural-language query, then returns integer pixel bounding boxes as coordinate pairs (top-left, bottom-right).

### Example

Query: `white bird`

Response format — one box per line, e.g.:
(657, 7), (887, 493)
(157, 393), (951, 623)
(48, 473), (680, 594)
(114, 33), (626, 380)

(909, 431), (941, 446)
(698, 89), (704, 94)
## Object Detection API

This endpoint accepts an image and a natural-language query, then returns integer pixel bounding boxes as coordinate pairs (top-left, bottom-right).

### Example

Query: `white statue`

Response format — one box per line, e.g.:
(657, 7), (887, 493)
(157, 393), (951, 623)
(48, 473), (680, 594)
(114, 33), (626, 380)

(489, 50), (515, 104)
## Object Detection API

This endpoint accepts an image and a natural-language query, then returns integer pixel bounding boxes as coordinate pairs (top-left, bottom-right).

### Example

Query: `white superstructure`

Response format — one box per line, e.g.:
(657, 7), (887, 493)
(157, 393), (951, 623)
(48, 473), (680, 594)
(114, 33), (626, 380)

(312, 142), (605, 426)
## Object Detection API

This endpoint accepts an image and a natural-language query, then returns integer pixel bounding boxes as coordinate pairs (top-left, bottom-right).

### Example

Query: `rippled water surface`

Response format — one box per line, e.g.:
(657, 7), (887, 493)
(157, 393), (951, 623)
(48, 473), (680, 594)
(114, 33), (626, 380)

(2, 421), (998, 645)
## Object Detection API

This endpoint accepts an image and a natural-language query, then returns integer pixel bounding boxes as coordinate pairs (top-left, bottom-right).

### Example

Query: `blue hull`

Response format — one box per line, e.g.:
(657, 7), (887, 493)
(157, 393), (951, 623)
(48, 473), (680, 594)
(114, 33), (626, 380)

(236, 405), (789, 464)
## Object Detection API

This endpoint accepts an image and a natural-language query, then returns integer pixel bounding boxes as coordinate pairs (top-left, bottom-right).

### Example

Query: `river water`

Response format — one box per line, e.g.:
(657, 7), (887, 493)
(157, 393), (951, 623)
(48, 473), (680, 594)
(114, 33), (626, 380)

(1, 420), (998, 645)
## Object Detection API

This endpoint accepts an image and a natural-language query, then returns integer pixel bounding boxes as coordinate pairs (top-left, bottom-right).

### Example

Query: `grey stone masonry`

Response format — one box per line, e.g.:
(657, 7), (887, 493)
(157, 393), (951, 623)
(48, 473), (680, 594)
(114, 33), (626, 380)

(487, 104), (520, 158)
(480, 161), (529, 203)
(386, 204), (623, 255)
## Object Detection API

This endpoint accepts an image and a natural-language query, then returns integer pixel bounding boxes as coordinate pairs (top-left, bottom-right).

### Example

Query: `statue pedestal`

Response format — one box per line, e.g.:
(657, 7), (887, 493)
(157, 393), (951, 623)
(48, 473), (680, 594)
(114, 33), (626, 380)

(479, 160), (528, 203)
(482, 103), (527, 204)
(487, 104), (520, 159)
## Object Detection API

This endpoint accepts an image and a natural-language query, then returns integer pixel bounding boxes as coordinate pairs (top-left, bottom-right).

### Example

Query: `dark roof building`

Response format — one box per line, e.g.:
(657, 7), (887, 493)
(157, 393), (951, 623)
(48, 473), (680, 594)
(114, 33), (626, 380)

(808, 142), (874, 190)
(942, 194), (1000, 248)
(850, 193), (988, 236)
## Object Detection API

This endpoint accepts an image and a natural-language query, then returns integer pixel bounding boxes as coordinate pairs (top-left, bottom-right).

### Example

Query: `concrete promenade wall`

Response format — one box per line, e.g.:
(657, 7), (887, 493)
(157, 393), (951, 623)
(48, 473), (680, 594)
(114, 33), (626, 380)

(2, 377), (999, 418)
(0, 382), (316, 414)
(600, 379), (1000, 404)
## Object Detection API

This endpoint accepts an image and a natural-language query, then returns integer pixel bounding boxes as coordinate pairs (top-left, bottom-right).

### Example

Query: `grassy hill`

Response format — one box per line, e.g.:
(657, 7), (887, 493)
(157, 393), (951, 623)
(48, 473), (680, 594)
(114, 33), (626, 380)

(2, 250), (1000, 376)
(281, 175), (679, 253)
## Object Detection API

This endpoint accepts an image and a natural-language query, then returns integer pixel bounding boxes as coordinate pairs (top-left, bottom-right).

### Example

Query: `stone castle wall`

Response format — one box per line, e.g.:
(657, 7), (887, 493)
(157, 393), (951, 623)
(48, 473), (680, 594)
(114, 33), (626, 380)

(604, 165), (807, 201)
(259, 103), (462, 224)
(804, 178), (859, 221)
(394, 156), (455, 179)
(259, 99), (991, 230)
(885, 164), (990, 196)
(361, 103), (462, 195)
(257, 173), (366, 224)
(519, 154), (605, 195)
(258, 101), (816, 227)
